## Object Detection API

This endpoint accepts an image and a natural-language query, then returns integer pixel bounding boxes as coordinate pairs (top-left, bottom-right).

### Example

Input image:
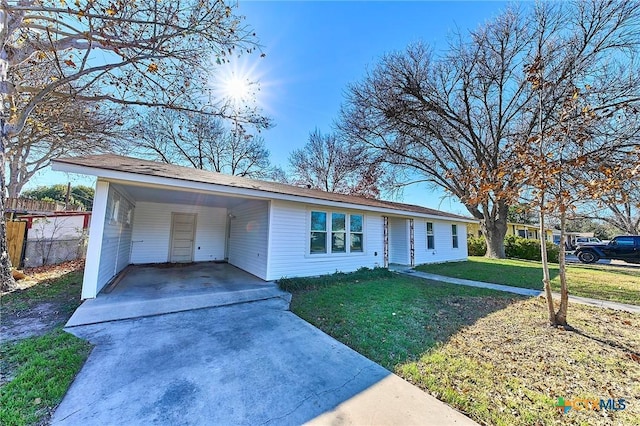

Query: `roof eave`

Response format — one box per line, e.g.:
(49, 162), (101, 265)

(52, 159), (475, 223)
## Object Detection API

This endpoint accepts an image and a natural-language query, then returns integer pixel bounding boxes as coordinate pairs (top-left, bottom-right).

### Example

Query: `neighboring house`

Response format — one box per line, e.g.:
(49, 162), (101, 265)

(21, 212), (91, 267)
(467, 222), (553, 241)
(4, 197), (91, 268)
(52, 155), (473, 299)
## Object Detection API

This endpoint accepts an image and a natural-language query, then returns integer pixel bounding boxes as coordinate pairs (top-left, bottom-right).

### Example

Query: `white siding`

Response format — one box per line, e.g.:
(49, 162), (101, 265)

(388, 217), (409, 264)
(130, 202), (227, 264)
(414, 220), (468, 265)
(266, 200), (385, 280)
(227, 200), (269, 279)
(27, 215), (86, 240)
(96, 186), (134, 294)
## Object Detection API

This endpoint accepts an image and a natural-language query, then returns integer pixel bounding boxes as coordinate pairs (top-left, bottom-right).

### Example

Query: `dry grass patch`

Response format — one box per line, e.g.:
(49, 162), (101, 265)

(399, 297), (640, 426)
(288, 271), (640, 426)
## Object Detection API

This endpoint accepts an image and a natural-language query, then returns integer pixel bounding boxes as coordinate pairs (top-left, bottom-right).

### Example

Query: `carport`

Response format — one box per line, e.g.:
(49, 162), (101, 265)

(75, 174), (271, 300)
(66, 262), (289, 327)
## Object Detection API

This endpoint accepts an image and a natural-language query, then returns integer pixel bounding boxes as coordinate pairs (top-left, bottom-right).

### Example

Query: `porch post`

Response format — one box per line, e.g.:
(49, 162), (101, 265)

(383, 216), (389, 268)
(81, 180), (109, 299)
(409, 218), (415, 267)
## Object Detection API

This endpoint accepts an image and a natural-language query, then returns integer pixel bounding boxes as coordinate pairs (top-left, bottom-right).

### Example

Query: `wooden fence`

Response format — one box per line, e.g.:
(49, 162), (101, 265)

(5, 197), (84, 213)
(7, 221), (27, 268)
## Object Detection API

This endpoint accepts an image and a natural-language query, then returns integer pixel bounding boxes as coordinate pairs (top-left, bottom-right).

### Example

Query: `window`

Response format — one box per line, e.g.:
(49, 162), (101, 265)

(310, 211), (363, 254)
(613, 236), (635, 247)
(110, 198), (120, 224)
(350, 214), (363, 252)
(310, 211), (327, 253)
(452, 224), (459, 248)
(332, 213), (346, 253)
(426, 222), (435, 250)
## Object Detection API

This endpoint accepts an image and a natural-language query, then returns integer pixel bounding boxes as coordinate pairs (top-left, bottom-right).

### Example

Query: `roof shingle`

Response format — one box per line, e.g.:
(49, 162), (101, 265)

(53, 154), (472, 221)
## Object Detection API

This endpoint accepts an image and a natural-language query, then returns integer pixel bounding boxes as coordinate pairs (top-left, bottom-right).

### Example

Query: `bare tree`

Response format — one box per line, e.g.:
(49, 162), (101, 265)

(340, 9), (535, 258)
(0, 0), (267, 290)
(7, 100), (124, 197)
(289, 129), (384, 198)
(520, 0), (640, 327)
(133, 108), (274, 179)
(579, 168), (640, 235)
(340, 0), (640, 260)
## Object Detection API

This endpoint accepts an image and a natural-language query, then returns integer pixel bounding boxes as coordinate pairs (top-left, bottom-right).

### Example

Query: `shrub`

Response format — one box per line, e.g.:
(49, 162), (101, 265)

(467, 236), (487, 256)
(278, 267), (392, 292)
(504, 235), (559, 263)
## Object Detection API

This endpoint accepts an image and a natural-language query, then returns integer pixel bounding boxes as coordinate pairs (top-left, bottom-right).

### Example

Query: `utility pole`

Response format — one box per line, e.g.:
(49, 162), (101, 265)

(65, 182), (71, 211)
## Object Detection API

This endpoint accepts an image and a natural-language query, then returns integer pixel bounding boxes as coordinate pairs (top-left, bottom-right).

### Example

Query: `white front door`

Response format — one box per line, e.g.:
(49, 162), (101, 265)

(170, 213), (196, 263)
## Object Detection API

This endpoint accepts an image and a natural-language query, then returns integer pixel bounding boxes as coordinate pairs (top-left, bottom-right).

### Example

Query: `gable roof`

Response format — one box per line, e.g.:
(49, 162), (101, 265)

(52, 154), (473, 222)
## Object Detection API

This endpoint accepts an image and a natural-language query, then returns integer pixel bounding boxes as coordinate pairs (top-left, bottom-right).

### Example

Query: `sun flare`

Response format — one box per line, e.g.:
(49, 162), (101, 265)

(209, 57), (268, 111)
(224, 76), (252, 103)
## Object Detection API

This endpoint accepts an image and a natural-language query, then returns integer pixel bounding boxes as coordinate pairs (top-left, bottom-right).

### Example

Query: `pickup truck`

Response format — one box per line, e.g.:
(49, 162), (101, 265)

(574, 235), (640, 264)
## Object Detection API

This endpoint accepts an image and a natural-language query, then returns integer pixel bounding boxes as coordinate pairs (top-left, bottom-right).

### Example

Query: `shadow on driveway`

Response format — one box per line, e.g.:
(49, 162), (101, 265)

(52, 298), (476, 425)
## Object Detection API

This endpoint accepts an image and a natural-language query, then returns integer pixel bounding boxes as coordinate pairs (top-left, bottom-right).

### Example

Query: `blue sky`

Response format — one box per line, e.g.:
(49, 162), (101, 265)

(33, 1), (510, 215)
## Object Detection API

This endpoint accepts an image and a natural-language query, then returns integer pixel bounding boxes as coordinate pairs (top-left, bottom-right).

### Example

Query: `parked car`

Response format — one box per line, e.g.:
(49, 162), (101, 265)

(574, 235), (640, 264)
(574, 237), (602, 245)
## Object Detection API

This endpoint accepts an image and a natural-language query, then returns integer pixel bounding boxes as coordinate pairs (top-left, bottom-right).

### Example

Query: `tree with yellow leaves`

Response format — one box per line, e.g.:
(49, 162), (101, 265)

(0, 0), (267, 290)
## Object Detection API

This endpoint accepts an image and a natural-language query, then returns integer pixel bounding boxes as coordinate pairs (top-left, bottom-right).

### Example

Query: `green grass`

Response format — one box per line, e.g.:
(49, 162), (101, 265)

(1, 270), (83, 317)
(279, 267), (393, 292)
(287, 270), (640, 426)
(1, 270), (90, 425)
(0, 329), (92, 426)
(287, 270), (519, 368)
(415, 256), (640, 305)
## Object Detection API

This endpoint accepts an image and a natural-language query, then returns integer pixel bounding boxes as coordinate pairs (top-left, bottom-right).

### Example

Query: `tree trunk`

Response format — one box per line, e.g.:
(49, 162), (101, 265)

(555, 209), (569, 326)
(481, 201), (509, 258)
(1, 134), (17, 292)
(539, 201), (556, 326)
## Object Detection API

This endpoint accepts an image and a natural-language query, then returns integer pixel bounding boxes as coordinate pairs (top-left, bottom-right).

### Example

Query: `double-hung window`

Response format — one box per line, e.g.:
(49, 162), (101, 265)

(310, 211), (327, 253)
(452, 224), (459, 248)
(310, 211), (364, 254)
(331, 213), (346, 253)
(350, 214), (363, 252)
(426, 222), (435, 250)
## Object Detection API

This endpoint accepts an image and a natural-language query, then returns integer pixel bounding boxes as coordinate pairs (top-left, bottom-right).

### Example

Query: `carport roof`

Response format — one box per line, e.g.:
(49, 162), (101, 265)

(53, 154), (473, 222)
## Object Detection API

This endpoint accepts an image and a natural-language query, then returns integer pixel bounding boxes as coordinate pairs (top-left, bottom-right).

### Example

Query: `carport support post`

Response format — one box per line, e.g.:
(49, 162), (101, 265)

(409, 219), (415, 267)
(82, 180), (110, 299)
(383, 216), (389, 268)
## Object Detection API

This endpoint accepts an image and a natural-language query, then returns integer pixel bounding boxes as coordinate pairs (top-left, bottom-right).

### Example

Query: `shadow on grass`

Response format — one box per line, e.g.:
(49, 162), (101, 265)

(572, 328), (640, 361)
(1, 270), (83, 341)
(284, 269), (526, 370)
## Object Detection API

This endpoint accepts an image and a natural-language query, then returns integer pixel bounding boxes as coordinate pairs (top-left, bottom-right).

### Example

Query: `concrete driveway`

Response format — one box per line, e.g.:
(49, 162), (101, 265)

(53, 298), (476, 425)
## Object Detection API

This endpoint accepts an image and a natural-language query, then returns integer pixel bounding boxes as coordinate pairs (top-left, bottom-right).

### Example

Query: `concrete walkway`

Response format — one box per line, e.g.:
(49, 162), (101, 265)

(391, 266), (640, 314)
(54, 298), (478, 425)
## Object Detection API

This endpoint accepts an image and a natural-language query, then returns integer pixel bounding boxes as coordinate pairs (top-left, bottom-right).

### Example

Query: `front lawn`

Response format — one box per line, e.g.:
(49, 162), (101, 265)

(286, 270), (640, 426)
(415, 256), (640, 305)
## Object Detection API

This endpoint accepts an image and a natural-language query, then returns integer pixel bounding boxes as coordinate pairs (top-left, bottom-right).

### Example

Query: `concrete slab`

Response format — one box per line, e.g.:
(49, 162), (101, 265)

(391, 266), (640, 314)
(53, 299), (477, 426)
(66, 263), (290, 327)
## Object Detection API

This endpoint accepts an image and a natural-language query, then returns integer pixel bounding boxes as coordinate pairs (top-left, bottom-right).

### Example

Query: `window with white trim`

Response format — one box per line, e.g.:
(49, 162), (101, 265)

(310, 211), (364, 254)
(426, 222), (435, 250)
(332, 213), (346, 253)
(452, 224), (459, 248)
(310, 211), (327, 253)
(350, 214), (363, 252)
